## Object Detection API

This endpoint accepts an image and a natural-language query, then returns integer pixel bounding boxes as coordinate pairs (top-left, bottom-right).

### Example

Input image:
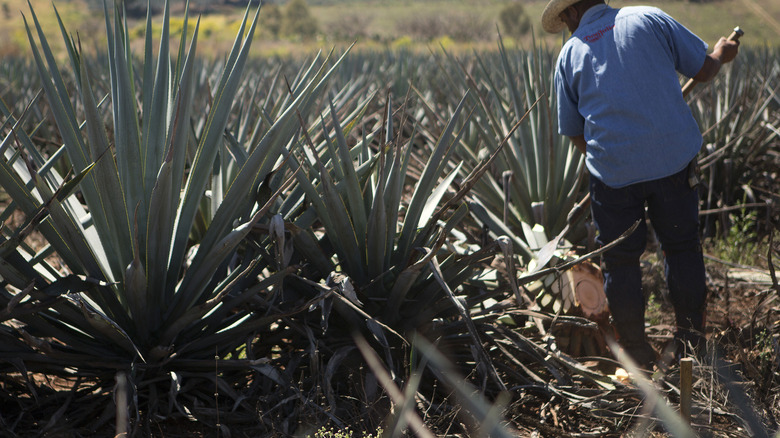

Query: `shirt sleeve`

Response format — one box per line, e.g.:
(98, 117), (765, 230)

(649, 9), (708, 78)
(555, 60), (585, 137)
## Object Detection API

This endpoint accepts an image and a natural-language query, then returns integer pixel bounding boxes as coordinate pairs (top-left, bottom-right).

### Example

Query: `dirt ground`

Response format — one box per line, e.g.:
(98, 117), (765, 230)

(3, 249), (777, 438)
(1, 195), (778, 437)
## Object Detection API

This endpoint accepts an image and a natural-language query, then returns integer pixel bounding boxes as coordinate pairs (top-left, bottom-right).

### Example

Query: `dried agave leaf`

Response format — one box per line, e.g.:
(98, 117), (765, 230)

(414, 335), (519, 438)
(354, 335), (435, 438)
(427, 249), (506, 391)
(324, 345), (355, 409)
(327, 271), (362, 307)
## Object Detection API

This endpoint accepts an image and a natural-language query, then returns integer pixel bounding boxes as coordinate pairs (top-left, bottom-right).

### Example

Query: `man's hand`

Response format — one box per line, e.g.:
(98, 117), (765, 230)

(712, 37), (740, 64)
(693, 37), (740, 83)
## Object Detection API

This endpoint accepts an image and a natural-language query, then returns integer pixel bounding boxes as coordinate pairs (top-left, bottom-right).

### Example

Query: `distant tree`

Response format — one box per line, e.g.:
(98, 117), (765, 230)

(282, 0), (318, 40)
(260, 3), (283, 39)
(395, 12), (491, 43)
(328, 12), (371, 41)
(498, 2), (531, 40)
(121, 0), (158, 18)
(444, 12), (492, 42)
(395, 15), (444, 42)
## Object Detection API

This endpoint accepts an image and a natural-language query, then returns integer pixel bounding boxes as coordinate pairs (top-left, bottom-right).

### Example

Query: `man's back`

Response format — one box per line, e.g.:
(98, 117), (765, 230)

(555, 5), (707, 188)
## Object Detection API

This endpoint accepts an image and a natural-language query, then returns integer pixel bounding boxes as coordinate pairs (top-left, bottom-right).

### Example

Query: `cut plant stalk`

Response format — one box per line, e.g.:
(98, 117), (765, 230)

(682, 27), (744, 97)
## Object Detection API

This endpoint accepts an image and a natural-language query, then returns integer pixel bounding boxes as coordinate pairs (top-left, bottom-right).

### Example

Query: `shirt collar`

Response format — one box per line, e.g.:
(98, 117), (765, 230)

(580, 4), (611, 26)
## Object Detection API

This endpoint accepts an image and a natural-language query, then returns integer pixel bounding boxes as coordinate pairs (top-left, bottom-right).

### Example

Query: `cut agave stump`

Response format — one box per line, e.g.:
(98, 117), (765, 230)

(560, 262), (609, 319)
(548, 262), (613, 358)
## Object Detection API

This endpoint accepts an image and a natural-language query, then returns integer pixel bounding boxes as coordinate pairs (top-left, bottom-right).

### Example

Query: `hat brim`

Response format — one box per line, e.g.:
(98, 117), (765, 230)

(541, 0), (580, 33)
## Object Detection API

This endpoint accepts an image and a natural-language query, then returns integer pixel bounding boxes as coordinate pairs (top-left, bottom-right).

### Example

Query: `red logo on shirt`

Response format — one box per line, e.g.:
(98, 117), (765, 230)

(584, 25), (615, 43)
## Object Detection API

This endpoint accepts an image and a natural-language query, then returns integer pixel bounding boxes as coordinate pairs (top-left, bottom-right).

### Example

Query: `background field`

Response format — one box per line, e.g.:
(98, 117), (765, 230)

(310, 0), (780, 47)
(1, 0), (778, 59)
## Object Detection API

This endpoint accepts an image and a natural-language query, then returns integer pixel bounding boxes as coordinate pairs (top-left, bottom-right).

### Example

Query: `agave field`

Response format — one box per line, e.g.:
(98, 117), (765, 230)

(1, 1), (779, 437)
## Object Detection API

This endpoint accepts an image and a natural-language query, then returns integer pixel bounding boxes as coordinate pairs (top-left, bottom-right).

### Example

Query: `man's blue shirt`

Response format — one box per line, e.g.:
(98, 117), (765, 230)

(555, 5), (708, 188)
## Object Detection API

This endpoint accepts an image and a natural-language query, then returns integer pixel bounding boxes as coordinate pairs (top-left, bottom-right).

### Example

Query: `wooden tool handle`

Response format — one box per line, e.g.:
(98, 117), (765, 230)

(681, 26), (744, 97)
(727, 27), (745, 42)
(566, 192), (591, 224)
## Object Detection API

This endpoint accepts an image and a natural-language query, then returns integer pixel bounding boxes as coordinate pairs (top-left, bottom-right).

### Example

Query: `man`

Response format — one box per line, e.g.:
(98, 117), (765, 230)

(542, 0), (739, 368)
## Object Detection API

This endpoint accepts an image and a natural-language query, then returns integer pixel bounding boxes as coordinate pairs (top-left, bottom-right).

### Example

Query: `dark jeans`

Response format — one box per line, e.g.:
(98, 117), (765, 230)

(590, 165), (707, 340)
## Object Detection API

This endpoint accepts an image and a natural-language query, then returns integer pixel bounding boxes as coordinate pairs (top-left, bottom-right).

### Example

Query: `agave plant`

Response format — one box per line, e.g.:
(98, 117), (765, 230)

(688, 48), (780, 236)
(267, 91), (497, 365)
(0, 0), (350, 430)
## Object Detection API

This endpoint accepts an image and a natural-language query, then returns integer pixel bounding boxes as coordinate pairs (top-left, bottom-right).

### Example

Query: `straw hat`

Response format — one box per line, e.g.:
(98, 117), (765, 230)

(541, 0), (581, 33)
